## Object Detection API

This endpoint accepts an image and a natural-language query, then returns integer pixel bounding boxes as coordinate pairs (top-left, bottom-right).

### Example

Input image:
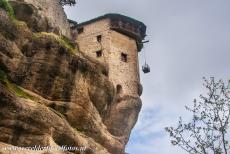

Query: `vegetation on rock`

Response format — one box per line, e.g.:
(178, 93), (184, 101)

(33, 32), (76, 53)
(0, 70), (34, 100)
(0, 0), (14, 18)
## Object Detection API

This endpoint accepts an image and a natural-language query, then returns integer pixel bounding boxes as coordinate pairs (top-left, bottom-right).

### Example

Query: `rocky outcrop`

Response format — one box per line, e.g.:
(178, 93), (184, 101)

(9, 0), (72, 38)
(0, 2), (142, 154)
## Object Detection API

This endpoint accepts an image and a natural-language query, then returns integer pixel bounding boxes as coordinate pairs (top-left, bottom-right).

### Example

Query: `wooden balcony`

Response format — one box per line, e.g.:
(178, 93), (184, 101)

(110, 18), (146, 51)
(110, 20), (145, 41)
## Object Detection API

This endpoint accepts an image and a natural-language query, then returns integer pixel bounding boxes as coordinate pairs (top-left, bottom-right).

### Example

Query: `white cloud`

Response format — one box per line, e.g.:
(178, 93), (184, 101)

(126, 104), (191, 154)
(126, 106), (187, 154)
(126, 134), (186, 154)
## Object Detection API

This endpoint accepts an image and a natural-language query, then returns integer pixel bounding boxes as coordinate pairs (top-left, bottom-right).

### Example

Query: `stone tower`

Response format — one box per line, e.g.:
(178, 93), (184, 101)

(75, 14), (146, 98)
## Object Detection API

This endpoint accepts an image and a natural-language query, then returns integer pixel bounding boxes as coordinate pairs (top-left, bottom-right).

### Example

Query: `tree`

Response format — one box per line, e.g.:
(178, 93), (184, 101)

(165, 77), (230, 154)
(59, 0), (76, 6)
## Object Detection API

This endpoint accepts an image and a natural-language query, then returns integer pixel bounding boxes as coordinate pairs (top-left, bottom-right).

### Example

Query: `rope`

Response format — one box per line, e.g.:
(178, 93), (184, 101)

(143, 45), (147, 65)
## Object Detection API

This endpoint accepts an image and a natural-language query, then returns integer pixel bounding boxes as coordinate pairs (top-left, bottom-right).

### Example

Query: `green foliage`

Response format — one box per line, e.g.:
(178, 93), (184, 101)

(60, 35), (75, 51)
(0, 69), (34, 99)
(33, 32), (77, 53)
(0, 0), (14, 19)
(13, 19), (27, 27)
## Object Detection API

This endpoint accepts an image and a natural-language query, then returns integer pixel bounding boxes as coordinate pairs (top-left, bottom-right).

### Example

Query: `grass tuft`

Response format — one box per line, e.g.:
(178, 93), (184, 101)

(0, 0), (15, 19)
(60, 35), (76, 51)
(33, 32), (77, 53)
(0, 69), (34, 100)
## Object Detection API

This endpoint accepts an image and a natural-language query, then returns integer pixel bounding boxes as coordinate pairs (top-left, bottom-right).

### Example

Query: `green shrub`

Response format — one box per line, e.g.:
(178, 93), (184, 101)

(0, 0), (14, 19)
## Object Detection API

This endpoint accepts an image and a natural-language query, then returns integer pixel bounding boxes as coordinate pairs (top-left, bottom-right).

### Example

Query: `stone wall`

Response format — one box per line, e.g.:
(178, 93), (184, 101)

(76, 19), (111, 64)
(10, 0), (71, 38)
(109, 30), (141, 97)
(77, 18), (142, 97)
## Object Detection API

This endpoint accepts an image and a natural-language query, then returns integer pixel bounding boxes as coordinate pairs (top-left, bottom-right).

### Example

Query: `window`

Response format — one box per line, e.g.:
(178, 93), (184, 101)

(97, 35), (102, 42)
(121, 53), (128, 62)
(77, 27), (84, 34)
(96, 50), (102, 57)
(116, 85), (122, 94)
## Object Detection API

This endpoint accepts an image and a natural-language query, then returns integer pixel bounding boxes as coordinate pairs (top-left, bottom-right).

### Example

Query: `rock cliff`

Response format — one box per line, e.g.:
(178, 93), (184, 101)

(9, 0), (72, 38)
(0, 1), (142, 154)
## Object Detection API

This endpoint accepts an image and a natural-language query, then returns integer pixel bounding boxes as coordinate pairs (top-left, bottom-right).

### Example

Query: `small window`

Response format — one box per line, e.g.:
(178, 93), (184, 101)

(97, 35), (102, 42)
(77, 27), (84, 34)
(116, 85), (122, 94)
(96, 50), (102, 57)
(121, 53), (128, 62)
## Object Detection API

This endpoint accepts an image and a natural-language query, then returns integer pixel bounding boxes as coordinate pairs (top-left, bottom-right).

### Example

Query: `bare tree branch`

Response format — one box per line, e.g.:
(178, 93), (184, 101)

(166, 77), (230, 154)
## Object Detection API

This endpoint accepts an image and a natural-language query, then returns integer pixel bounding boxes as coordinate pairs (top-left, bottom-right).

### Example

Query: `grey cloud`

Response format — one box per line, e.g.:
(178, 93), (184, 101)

(64, 1), (230, 153)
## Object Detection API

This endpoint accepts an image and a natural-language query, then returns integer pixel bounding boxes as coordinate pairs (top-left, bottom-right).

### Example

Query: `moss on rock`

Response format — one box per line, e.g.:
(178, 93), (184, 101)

(33, 32), (77, 53)
(0, 69), (34, 100)
(0, 0), (14, 19)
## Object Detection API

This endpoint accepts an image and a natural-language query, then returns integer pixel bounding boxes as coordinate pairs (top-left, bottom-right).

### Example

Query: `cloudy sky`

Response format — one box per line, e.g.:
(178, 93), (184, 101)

(64, 0), (230, 153)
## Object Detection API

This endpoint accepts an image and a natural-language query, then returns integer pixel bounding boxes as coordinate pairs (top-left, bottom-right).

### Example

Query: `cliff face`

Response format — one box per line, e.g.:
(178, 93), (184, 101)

(0, 2), (141, 154)
(9, 0), (72, 38)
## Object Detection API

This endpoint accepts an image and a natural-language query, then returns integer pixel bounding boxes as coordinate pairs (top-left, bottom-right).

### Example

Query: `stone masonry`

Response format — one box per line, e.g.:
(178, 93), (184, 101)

(74, 14), (147, 140)
(75, 14), (146, 98)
